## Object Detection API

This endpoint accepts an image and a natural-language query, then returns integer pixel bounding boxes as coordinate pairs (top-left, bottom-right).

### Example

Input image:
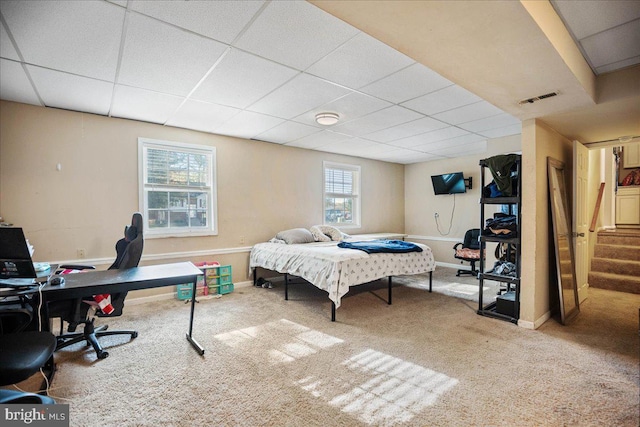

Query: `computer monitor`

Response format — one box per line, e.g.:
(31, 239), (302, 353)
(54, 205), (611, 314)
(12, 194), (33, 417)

(0, 227), (38, 286)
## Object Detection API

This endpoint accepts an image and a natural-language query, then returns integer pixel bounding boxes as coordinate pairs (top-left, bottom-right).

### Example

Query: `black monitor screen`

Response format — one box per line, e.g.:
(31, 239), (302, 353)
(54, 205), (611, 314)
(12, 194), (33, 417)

(431, 172), (466, 195)
(0, 227), (36, 279)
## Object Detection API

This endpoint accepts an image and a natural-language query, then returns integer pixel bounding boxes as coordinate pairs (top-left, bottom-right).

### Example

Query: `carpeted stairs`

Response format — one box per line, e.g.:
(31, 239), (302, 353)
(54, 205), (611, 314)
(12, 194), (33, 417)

(589, 228), (640, 294)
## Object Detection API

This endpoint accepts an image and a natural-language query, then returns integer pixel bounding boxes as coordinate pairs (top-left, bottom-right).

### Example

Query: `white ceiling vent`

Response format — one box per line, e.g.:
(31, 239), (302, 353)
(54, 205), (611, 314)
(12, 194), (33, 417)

(518, 91), (559, 105)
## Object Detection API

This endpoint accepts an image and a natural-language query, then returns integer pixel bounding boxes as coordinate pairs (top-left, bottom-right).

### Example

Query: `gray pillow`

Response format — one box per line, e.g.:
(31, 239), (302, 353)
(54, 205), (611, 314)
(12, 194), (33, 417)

(275, 228), (315, 244)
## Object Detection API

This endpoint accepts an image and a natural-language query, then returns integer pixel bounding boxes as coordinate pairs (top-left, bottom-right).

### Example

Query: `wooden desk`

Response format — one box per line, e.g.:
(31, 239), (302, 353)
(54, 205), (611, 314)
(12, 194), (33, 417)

(42, 262), (206, 355)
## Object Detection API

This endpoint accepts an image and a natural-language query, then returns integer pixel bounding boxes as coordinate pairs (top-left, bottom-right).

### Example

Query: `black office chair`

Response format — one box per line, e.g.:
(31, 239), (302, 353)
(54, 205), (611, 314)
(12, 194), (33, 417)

(0, 331), (56, 403)
(51, 212), (144, 359)
(453, 228), (481, 277)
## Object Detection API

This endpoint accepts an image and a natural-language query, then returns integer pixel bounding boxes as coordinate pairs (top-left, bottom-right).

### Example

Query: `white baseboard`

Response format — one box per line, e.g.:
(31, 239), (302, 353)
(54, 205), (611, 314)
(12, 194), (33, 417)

(436, 261), (469, 270)
(518, 310), (552, 329)
(127, 280), (253, 305)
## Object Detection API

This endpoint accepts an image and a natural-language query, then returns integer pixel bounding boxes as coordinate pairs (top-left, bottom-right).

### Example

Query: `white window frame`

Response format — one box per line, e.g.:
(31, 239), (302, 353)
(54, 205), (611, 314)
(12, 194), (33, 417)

(323, 161), (361, 229)
(138, 137), (218, 238)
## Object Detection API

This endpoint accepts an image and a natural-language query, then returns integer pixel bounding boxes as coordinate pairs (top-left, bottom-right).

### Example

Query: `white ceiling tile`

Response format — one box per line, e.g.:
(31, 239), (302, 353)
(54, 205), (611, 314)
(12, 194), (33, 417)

(292, 92), (391, 128)
(364, 117), (449, 143)
(331, 106), (423, 137)
(0, 59), (40, 105)
(389, 126), (470, 148)
(306, 32), (415, 89)
(413, 133), (485, 153)
(26, 66), (113, 115)
(191, 49), (298, 109)
(551, 0), (640, 40)
(247, 73), (351, 119)
(234, 1), (359, 70)
(360, 63), (453, 103)
(432, 101), (504, 125)
(0, 22), (20, 61)
(111, 85), (184, 124)
(214, 110), (284, 139)
(166, 99), (240, 134)
(595, 55), (640, 75)
(106, 0), (128, 7)
(286, 130), (351, 149)
(2, 0), (124, 81)
(254, 121), (320, 144)
(478, 123), (522, 139)
(119, 13), (228, 96)
(581, 20), (640, 68)
(428, 140), (487, 157)
(130, 0), (264, 44)
(400, 152), (446, 164)
(459, 113), (521, 133)
(316, 137), (376, 156)
(401, 85), (482, 116)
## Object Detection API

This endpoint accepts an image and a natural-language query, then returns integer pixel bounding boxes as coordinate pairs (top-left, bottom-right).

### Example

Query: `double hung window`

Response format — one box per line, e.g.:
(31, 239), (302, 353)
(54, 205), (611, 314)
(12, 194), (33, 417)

(323, 161), (360, 227)
(138, 138), (217, 237)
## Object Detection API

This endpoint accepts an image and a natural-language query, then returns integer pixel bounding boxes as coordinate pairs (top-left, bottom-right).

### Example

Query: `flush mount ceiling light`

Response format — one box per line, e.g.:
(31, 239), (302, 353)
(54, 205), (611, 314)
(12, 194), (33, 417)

(315, 112), (340, 126)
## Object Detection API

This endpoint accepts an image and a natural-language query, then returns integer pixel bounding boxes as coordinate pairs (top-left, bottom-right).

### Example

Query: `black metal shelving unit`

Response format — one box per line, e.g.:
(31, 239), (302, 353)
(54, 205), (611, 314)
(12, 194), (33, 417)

(477, 155), (522, 324)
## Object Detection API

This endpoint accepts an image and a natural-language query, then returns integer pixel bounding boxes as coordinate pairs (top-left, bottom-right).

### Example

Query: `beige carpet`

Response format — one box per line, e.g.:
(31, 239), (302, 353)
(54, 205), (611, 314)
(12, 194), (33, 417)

(13, 267), (640, 426)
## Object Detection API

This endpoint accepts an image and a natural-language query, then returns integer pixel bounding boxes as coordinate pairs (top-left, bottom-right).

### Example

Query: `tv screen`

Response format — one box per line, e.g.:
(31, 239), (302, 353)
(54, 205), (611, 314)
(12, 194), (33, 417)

(431, 172), (466, 195)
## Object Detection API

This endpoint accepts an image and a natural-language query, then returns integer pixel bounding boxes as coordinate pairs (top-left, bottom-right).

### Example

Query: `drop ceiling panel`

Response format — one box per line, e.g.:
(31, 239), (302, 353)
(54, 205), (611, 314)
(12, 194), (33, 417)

(234, 1), (359, 71)
(191, 49), (298, 109)
(254, 121), (321, 144)
(130, 0), (264, 44)
(292, 92), (391, 128)
(26, 66), (113, 115)
(305, 32), (415, 89)
(551, 0), (640, 40)
(119, 13), (228, 96)
(388, 126), (469, 148)
(286, 130), (351, 150)
(213, 110), (284, 139)
(478, 123), (522, 139)
(1, 0), (124, 81)
(364, 117), (449, 143)
(331, 106), (423, 137)
(595, 56), (640, 75)
(111, 85), (184, 124)
(401, 85), (482, 116)
(360, 63), (453, 104)
(0, 22), (20, 61)
(166, 99), (240, 134)
(458, 113), (521, 133)
(432, 101), (504, 126)
(317, 137), (377, 156)
(247, 73), (351, 119)
(580, 20), (640, 69)
(429, 139), (487, 157)
(0, 59), (40, 105)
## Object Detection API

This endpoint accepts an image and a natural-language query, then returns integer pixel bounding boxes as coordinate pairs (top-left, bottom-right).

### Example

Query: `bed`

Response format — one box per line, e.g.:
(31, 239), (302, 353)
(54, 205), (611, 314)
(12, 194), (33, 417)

(249, 239), (436, 321)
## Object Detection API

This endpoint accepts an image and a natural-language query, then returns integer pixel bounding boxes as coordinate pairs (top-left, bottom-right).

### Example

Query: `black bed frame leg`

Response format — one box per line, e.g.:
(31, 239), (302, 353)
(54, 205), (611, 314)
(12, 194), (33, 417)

(285, 273), (289, 300)
(331, 302), (336, 322)
(388, 276), (392, 305)
(429, 270), (432, 293)
(253, 268), (257, 286)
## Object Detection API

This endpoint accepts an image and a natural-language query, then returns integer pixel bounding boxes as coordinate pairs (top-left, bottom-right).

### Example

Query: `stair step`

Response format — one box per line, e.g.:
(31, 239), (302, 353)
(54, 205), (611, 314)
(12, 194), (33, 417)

(597, 232), (640, 246)
(593, 244), (640, 261)
(591, 257), (640, 276)
(588, 272), (640, 294)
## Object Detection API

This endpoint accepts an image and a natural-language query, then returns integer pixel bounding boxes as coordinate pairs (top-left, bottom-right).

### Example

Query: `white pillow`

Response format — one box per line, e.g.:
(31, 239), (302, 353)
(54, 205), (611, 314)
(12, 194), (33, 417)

(311, 225), (344, 242)
(275, 228), (315, 244)
(309, 225), (331, 242)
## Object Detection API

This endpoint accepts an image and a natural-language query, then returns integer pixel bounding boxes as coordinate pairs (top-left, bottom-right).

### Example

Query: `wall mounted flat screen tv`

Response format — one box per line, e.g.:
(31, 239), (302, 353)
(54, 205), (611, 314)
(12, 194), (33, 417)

(431, 172), (466, 195)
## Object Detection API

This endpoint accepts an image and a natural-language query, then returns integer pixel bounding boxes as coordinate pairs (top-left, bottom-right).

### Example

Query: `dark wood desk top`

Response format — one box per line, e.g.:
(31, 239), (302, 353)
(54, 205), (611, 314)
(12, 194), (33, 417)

(42, 262), (202, 300)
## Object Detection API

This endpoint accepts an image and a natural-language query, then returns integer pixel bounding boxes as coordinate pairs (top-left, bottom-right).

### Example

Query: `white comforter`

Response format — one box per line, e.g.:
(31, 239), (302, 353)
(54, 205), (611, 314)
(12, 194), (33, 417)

(249, 241), (435, 308)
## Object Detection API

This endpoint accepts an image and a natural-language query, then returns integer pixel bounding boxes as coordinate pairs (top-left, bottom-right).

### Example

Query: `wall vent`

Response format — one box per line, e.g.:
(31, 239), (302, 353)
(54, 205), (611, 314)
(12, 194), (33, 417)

(518, 91), (559, 105)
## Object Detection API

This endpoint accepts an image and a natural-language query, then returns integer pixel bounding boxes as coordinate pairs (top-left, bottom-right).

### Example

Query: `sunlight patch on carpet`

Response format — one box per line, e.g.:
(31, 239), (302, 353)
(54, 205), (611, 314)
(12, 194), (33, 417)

(214, 319), (343, 364)
(296, 349), (458, 425)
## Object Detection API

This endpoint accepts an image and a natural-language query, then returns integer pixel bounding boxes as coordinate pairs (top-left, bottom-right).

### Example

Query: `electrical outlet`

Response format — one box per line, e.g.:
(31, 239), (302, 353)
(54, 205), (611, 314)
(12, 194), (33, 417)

(77, 248), (86, 259)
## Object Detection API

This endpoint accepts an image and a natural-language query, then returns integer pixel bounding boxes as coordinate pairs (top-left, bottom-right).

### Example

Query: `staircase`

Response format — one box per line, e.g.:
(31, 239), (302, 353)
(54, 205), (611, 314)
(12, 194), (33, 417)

(589, 229), (640, 294)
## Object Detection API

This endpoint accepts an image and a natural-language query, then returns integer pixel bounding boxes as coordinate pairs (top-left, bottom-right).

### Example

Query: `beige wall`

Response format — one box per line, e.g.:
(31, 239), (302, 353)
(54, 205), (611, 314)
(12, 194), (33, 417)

(520, 118), (573, 328)
(404, 134), (521, 267)
(0, 101), (405, 294)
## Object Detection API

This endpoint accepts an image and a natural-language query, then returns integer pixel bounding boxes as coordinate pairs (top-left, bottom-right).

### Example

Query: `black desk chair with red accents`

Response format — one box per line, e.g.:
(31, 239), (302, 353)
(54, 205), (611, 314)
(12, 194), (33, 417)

(49, 212), (144, 360)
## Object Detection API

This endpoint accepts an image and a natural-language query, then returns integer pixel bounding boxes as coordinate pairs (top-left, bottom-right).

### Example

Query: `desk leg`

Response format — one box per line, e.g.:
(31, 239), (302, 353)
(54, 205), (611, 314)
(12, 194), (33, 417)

(186, 276), (205, 356)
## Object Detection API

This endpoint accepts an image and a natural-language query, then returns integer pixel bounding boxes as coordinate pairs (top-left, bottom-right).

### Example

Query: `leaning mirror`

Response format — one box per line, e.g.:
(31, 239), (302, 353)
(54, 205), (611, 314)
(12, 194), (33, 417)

(547, 157), (580, 324)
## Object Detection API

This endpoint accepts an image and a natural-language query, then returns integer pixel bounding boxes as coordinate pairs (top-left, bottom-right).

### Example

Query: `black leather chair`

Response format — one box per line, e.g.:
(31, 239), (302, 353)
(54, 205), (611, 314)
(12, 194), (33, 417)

(453, 228), (481, 277)
(0, 331), (56, 403)
(51, 212), (144, 359)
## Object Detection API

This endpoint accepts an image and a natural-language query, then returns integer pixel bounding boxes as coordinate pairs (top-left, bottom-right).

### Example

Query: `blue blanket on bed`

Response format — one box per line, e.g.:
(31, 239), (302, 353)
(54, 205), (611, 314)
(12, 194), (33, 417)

(337, 239), (423, 254)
